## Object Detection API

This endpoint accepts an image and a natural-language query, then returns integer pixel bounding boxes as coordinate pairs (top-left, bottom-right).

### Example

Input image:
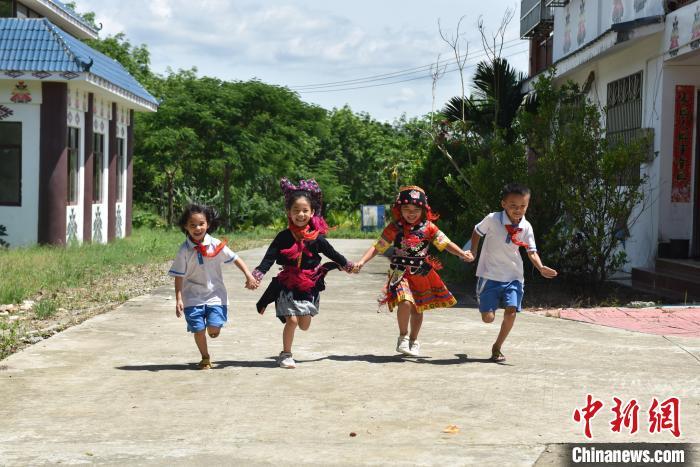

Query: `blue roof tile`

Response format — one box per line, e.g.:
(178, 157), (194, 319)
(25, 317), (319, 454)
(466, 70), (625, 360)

(49, 0), (100, 36)
(0, 18), (158, 108)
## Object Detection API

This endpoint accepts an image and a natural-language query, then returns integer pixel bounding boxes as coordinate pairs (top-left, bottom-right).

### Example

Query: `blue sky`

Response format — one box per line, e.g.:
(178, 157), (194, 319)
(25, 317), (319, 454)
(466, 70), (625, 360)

(76, 1), (529, 122)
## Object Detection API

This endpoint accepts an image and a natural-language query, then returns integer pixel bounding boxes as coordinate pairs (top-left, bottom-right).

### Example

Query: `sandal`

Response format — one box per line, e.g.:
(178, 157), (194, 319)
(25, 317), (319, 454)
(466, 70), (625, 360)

(198, 356), (212, 369)
(491, 345), (505, 363)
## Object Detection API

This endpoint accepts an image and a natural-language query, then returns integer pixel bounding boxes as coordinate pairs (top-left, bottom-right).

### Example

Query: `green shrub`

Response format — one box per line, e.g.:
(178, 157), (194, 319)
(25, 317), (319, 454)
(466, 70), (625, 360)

(132, 209), (167, 229)
(0, 225), (9, 248)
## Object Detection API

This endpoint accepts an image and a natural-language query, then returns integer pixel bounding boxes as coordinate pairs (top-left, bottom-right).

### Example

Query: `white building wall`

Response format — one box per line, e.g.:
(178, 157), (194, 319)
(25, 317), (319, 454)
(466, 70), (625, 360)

(92, 106), (109, 243)
(65, 85), (87, 243)
(657, 65), (700, 243)
(0, 83), (41, 247)
(116, 105), (128, 239)
(552, 0), (665, 63)
(553, 32), (668, 270)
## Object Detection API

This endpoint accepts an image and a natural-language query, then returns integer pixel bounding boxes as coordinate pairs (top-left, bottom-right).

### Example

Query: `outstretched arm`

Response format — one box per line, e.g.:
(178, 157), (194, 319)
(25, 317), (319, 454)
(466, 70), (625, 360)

(234, 257), (259, 289)
(354, 246), (378, 272)
(444, 241), (474, 262)
(527, 251), (557, 278)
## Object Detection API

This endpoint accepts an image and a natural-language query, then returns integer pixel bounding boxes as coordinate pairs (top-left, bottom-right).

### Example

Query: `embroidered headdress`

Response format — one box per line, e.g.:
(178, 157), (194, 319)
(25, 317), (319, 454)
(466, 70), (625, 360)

(391, 185), (438, 223)
(280, 178), (323, 212)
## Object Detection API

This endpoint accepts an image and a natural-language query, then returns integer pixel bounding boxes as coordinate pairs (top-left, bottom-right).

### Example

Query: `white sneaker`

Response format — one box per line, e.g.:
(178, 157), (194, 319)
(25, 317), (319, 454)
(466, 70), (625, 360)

(408, 340), (421, 357)
(278, 351), (296, 369)
(396, 335), (411, 355)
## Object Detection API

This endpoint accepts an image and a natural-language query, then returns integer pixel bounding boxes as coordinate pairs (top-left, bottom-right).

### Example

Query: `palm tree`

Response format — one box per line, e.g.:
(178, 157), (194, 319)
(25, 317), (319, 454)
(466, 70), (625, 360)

(442, 57), (525, 143)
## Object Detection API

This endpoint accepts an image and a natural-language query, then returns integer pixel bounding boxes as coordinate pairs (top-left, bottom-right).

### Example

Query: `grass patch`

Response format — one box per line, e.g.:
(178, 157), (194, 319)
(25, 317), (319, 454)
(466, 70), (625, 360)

(0, 320), (22, 359)
(34, 300), (58, 320)
(0, 227), (273, 305)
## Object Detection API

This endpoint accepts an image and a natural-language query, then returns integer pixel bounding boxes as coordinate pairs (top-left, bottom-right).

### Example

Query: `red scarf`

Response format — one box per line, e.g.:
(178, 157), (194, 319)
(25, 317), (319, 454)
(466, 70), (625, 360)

(192, 238), (228, 257)
(288, 221), (320, 242)
(505, 225), (529, 248)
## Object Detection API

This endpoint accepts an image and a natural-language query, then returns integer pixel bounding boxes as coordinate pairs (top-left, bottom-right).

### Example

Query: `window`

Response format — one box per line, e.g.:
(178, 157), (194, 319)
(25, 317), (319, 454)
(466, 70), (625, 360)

(116, 138), (125, 202)
(606, 71), (646, 183)
(0, 0), (13, 18)
(67, 127), (79, 205)
(15, 2), (26, 18)
(93, 133), (104, 202)
(0, 122), (21, 205)
(15, 2), (40, 18)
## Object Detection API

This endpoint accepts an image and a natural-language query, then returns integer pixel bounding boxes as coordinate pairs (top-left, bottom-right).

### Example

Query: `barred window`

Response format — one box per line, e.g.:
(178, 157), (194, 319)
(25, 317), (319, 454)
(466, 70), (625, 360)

(116, 137), (125, 202)
(93, 133), (104, 203)
(0, 122), (21, 205)
(67, 127), (80, 205)
(606, 71), (642, 140)
(606, 71), (647, 184)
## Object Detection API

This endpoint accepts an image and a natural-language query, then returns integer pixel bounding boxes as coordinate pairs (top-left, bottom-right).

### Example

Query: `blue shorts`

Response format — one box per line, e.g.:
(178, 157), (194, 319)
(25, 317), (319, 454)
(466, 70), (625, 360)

(183, 304), (228, 333)
(476, 278), (523, 313)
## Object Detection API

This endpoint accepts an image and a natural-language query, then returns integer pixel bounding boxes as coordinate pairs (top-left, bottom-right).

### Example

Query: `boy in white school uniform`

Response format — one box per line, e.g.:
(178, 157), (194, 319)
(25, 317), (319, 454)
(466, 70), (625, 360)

(467, 183), (557, 362)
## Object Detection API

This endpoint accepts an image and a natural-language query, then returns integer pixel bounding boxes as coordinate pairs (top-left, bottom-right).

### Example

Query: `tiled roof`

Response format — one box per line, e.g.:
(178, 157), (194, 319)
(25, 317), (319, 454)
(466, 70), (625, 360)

(50, 0), (100, 33)
(0, 18), (158, 108)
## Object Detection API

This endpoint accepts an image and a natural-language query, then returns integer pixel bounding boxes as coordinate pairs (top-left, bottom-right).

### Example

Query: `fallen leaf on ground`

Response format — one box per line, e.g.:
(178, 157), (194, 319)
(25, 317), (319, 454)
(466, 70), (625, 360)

(442, 424), (459, 434)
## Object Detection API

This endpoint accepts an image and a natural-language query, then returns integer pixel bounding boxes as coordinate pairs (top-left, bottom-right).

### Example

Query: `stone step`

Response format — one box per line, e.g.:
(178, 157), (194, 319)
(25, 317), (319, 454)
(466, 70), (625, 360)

(632, 267), (700, 301)
(655, 258), (700, 280)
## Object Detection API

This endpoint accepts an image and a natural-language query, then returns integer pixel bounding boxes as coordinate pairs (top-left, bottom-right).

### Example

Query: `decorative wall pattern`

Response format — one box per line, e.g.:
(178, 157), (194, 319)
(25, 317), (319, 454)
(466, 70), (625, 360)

(67, 208), (78, 243)
(10, 81), (31, 103)
(0, 105), (13, 120)
(92, 206), (103, 243)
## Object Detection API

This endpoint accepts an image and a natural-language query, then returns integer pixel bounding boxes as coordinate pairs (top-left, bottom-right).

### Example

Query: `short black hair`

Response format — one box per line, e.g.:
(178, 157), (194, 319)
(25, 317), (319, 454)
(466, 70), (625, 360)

(178, 204), (221, 235)
(501, 183), (531, 199)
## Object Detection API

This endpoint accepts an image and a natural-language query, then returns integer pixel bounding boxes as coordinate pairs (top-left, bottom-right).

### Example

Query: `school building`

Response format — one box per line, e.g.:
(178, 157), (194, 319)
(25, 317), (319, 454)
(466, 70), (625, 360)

(0, 0), (158, 247)
(521, 0), (700, 298)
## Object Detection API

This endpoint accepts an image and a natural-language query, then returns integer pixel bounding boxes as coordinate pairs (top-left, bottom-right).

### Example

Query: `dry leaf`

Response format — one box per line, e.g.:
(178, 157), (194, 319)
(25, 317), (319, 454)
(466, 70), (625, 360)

(442, 424), (459, 434)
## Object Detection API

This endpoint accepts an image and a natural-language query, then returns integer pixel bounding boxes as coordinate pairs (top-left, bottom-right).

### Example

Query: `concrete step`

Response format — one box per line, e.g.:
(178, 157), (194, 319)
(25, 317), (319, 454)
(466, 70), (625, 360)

(655, 258), (700, 279)
(632, 267), (700, 301)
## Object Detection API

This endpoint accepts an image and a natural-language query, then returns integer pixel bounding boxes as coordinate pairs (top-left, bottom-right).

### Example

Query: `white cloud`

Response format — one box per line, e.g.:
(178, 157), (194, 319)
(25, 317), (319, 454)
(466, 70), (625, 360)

(74, 0), (529, 121)
(385, 87), (418, 109)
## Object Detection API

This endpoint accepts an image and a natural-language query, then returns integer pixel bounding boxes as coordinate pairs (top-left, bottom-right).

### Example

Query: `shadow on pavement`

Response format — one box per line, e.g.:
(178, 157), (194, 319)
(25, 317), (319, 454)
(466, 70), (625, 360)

(115, 354), (511, 371)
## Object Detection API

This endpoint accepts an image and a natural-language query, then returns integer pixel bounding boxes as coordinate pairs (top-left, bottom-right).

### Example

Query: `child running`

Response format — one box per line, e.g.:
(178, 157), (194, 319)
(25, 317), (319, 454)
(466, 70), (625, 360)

(252, 178), (353, 369)
(467, 183), (557, 362)
(169, 204), (258, 369)
(354, 186), (473, 357)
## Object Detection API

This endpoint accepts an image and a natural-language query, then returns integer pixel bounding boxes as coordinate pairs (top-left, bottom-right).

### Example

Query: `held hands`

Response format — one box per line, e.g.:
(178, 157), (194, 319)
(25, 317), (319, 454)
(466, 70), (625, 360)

(244, 275), (260, 290)
(460, 250), (475, 263)
(352, 261), (365, 273)
(539, 266), (558, 279)
(175, 299), (184, 318)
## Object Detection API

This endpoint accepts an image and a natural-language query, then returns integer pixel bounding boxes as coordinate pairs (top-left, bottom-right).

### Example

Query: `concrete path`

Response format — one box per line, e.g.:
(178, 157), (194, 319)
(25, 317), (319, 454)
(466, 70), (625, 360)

(1, 239), (699, 466)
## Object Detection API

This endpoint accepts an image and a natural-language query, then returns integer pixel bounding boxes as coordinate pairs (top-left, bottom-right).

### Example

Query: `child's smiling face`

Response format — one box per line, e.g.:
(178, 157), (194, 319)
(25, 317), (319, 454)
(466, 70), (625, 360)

(501, 193), (531, 224)
(185, 212), (208, 242)
(400, 204), (423, 225)
(288, 197), (314, 228)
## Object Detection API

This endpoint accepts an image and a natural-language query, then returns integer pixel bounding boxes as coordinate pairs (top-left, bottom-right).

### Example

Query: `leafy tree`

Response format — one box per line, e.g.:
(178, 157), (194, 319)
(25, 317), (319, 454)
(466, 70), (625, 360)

(520, 74), (648, 283)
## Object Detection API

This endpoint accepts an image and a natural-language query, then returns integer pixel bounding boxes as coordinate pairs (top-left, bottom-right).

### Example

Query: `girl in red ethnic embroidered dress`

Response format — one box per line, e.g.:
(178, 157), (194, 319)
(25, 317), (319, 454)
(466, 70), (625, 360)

(354, 186), (473, 357)
(252, 178), (353, 369)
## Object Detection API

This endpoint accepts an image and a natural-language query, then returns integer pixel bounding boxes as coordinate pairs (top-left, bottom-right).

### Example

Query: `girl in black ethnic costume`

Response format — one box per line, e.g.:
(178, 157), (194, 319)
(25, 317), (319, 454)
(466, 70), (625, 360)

(252, 178), (353, 369)
(354, 186), (473, 357)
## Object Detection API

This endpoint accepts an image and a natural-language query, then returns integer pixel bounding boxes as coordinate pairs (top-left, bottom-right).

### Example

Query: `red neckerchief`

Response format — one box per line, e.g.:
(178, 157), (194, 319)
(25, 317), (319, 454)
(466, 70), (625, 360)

(288, 220), (320, 242)
(192, 238), (228, 257)
(505, 224), (529, 248)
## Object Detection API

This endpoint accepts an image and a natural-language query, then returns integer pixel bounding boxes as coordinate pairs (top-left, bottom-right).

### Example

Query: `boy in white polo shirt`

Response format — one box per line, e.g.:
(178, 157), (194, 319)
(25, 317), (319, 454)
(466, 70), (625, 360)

(468, 183), (557, 362)
(169, 204), (258, 369)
